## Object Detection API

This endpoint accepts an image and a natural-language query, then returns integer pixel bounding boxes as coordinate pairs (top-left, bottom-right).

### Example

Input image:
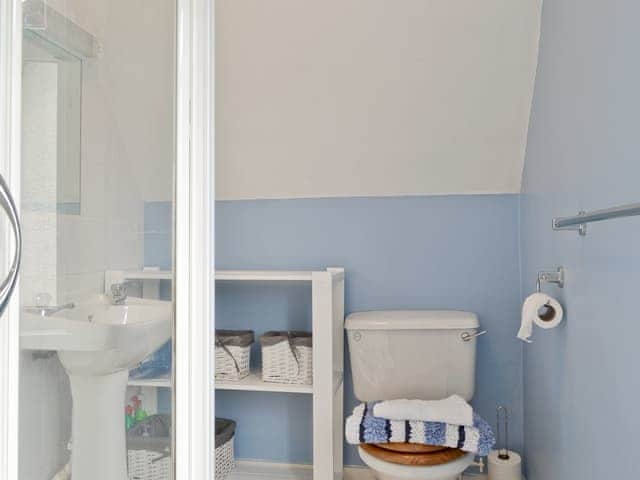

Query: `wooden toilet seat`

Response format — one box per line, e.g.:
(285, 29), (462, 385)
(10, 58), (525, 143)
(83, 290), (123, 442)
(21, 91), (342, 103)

(360, 444), (466, 466)
(374, 443), (447, 454)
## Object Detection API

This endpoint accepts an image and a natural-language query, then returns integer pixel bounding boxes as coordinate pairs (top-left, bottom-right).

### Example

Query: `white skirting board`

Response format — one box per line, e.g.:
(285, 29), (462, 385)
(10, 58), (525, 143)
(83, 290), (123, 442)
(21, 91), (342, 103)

(458, 476), (526, 480)
(228, 461), (373, 480)
(228, 461), (523, 480)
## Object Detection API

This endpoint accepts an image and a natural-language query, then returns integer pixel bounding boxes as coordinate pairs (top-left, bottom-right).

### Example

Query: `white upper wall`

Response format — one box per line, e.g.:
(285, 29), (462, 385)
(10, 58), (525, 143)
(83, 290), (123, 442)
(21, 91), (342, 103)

(216, 0), (541, 200)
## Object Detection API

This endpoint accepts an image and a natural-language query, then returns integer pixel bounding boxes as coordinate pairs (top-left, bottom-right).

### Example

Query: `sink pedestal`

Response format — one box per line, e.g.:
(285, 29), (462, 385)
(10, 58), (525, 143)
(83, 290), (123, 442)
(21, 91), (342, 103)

(20, 296), (172, 480)
(68, 370), (129, 480)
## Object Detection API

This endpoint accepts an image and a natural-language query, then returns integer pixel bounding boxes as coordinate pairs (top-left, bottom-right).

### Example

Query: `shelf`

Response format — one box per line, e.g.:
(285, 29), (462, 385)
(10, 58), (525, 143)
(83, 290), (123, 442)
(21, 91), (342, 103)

(215, 270), (314, 282)
(118, 269), (337, 282)
(113, 266), (345, 479)
(216, 370), (313, 394)
(128, 376), (171, 388)
(121, 270), (172, 280)
(129, 370), (313, 394)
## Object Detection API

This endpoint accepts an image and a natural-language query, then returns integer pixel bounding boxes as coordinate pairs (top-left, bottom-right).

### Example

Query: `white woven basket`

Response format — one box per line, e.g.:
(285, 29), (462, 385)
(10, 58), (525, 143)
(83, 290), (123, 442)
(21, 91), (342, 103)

(215, 344), (251, 381)
(215, 436), (235, 480)
(127, 432), (235, 480)
(127, 449), (170, 480)
(261, 340), (312, 385)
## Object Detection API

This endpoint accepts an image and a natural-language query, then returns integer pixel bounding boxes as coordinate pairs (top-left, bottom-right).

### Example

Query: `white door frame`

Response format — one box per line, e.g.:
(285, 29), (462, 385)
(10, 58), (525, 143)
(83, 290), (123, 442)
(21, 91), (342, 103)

(174, 0), (215, 478)
(0, 0), (215, 478)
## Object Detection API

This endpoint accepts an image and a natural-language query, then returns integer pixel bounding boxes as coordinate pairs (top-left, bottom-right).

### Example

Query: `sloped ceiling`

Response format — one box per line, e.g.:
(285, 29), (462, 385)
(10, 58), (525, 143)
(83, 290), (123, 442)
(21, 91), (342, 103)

(216, 0), (542, 200)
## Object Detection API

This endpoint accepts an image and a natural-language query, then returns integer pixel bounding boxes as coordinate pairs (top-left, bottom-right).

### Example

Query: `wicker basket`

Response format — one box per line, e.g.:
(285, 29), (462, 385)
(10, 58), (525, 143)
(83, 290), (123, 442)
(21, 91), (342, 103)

(127, 415), (171, 480)
(260, 331), (312, 385)
(128, 450), (170, 480)
(215, 418), (236, 480)
(215, 330), (254, 382)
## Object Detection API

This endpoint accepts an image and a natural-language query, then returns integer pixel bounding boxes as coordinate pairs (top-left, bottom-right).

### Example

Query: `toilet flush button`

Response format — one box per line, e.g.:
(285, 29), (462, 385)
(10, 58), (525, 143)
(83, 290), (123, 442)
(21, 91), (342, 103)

(353, 331), (362, 342)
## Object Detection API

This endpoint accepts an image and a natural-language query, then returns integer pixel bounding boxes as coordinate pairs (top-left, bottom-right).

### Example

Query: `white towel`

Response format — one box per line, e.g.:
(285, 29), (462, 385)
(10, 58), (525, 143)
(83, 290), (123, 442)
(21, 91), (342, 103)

(345, 403), (365, 444)
(372, 395), (474, 427)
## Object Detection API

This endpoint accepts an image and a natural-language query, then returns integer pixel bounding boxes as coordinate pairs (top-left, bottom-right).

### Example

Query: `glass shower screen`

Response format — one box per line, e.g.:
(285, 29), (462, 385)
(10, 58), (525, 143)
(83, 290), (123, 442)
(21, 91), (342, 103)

(18, 1), (177, 479)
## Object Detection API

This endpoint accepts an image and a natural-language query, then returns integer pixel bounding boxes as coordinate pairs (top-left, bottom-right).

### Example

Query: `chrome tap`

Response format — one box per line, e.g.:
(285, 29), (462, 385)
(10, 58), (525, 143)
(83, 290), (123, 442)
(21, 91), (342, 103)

(109, 283), (129, 305)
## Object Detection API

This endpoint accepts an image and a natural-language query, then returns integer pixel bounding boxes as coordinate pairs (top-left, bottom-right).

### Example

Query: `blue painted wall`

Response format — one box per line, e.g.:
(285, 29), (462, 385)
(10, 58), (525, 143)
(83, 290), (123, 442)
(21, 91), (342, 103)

(145, 195), (523, 465)
(520, 2), (640, 478)
(215, 195), (522, 465)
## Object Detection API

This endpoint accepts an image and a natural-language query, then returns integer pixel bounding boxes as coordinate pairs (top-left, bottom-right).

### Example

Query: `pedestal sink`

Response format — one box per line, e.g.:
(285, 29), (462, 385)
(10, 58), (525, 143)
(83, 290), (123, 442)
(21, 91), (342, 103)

(20, 295), (172, 480)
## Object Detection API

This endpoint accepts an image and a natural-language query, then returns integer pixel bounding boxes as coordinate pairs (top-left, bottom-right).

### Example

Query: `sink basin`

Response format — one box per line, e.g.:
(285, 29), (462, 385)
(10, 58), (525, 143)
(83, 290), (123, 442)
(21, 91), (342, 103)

(20, 294), (173, 480)
(21, 295), (172, 375)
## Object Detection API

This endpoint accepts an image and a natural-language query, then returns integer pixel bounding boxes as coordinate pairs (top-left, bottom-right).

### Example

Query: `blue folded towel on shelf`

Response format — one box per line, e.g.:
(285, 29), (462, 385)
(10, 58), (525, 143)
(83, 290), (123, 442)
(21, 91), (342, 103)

(345, 401), (495, 456)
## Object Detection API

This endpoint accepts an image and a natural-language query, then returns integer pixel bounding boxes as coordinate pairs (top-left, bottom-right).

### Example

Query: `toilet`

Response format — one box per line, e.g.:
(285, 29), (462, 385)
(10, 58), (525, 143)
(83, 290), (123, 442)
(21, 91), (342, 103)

(346, 310), (480, 480)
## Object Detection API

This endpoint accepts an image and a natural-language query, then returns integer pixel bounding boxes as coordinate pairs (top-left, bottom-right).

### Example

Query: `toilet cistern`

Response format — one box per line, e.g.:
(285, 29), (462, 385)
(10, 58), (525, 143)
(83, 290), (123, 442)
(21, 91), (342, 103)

(346, 310), (483, 480)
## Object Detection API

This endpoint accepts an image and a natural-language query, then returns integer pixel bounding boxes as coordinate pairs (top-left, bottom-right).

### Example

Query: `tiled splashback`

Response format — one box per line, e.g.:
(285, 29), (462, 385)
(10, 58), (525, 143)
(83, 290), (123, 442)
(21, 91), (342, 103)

(143, 202), (172, 270)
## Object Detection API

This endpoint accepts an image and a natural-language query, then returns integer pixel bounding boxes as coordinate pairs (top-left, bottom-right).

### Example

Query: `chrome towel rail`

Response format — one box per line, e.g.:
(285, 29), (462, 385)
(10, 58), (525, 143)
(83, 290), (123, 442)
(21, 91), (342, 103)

(552, 202), (640, 236)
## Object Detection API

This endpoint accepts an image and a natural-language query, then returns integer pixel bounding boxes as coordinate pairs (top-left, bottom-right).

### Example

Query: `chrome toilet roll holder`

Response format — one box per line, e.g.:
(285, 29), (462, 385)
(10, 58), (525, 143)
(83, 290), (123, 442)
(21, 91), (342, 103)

(536, 267), (565, 293)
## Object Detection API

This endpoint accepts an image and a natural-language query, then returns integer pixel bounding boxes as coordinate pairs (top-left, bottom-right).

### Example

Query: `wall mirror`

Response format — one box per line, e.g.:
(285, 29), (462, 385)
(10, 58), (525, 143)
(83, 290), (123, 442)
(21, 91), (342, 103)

(22, 0), (97, 215)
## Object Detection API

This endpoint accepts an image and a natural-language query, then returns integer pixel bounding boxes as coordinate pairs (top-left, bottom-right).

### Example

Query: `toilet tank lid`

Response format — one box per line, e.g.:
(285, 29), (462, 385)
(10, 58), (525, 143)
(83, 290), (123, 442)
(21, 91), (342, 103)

(345, 310), (478, 330)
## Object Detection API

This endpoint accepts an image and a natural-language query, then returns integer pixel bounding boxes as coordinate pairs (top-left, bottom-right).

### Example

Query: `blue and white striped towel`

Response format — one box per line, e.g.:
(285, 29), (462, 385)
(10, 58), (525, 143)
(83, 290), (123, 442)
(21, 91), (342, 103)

(345, 402), (495, 456)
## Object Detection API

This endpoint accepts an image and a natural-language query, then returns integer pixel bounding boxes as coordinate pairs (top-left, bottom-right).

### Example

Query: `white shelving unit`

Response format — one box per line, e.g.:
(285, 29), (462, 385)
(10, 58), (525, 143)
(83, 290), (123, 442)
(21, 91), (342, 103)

(129, 370), (314, 394)
(107, 267), (346, 480)
(216, 370), (314, 394)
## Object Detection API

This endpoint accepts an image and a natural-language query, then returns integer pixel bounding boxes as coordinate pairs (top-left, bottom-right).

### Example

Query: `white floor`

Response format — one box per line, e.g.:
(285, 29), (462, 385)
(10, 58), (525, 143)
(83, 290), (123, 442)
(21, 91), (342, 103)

(228, 461), (500, 480)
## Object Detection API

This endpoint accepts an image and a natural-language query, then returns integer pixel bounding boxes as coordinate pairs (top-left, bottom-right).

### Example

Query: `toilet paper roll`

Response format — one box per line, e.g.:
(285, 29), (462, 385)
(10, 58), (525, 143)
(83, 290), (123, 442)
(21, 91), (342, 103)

(517, 292), (563, 343)
(488, 450), (522, 480)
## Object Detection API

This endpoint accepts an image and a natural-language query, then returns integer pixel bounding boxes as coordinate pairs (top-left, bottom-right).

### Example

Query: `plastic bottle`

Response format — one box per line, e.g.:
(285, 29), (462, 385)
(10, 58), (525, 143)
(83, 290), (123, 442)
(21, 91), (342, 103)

(132, 395), (148, 423)
(125, 405), (135, 429)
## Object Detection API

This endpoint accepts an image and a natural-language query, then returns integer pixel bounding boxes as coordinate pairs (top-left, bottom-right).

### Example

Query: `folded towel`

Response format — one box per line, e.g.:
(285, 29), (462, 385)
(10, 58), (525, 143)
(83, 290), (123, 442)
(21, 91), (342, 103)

(373, 395), (473, 427)
(345, 402), (495, 456)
